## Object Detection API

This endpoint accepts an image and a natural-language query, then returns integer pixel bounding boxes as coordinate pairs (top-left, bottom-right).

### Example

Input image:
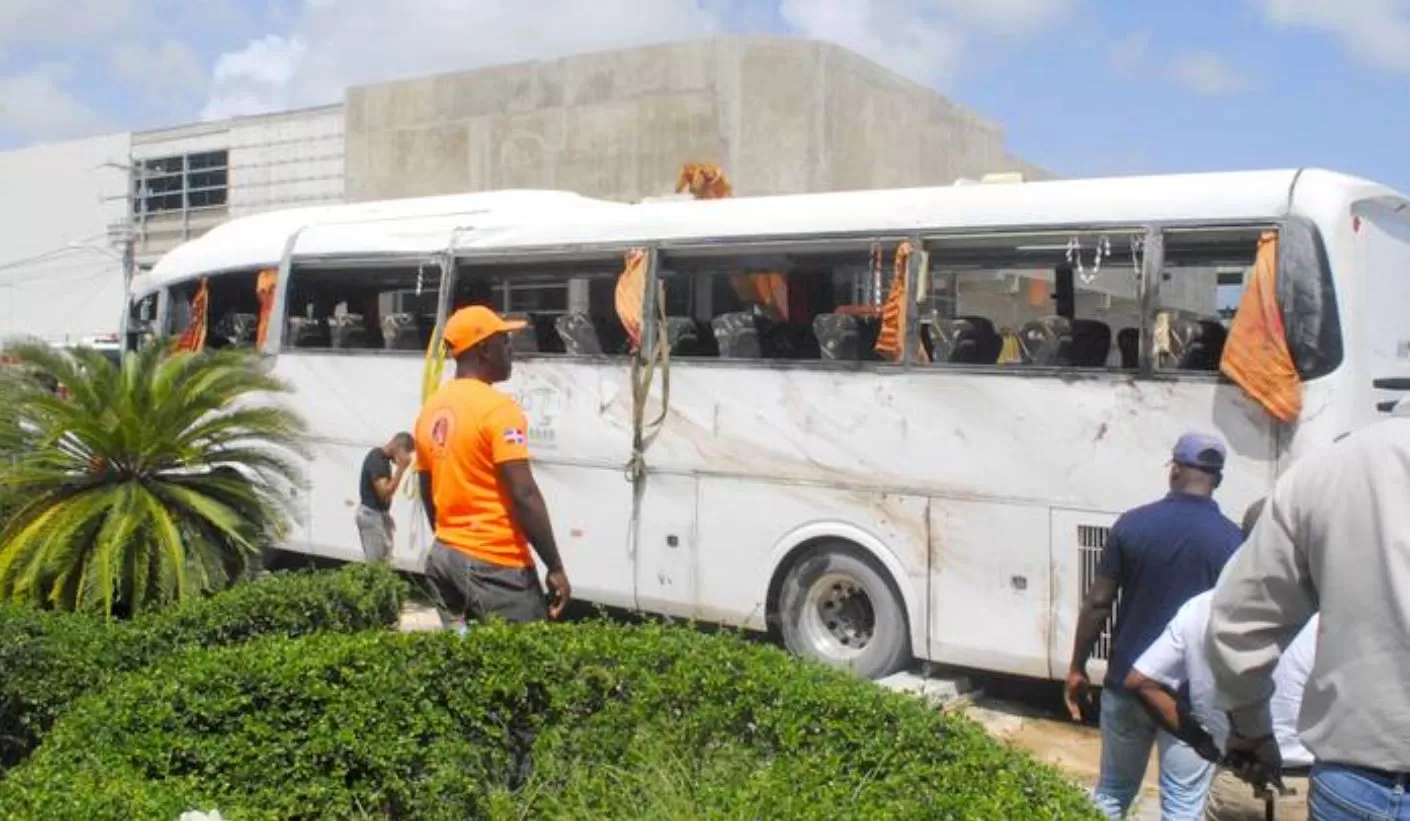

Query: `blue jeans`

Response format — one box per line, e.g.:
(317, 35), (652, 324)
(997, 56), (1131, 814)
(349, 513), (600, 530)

(1310, 763), (1410, 820)
(1092, 689), (1215, 820)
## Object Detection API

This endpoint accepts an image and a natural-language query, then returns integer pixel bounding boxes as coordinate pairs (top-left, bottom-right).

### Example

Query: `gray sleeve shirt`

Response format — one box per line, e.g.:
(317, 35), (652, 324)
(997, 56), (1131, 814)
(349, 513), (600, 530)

(1205, 417), (1410, 772)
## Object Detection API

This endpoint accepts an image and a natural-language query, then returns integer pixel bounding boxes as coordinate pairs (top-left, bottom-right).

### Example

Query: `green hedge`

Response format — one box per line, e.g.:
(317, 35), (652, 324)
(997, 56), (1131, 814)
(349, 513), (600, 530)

(0, 622), (1100, 820)
(0, 562), (406, 776)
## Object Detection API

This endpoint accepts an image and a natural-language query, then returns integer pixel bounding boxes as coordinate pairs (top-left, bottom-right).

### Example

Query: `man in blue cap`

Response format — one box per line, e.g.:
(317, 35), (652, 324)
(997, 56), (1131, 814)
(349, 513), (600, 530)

(1065, 432), (1244, 820)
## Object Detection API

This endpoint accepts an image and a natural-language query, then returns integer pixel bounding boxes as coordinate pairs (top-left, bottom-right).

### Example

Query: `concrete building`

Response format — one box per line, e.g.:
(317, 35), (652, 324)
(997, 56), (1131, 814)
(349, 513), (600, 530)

(346, 37), (1046, 203)
(0, 36), (1047, 344)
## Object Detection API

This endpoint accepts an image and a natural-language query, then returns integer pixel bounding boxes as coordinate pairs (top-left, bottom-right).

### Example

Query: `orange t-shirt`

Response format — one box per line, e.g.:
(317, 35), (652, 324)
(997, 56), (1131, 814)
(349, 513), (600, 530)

(413, 378), (533, 568)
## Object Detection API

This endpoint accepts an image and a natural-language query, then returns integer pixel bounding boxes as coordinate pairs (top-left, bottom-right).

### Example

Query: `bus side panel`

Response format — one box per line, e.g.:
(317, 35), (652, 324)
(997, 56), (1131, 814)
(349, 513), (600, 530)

(529, 462), (634, 610)
(1043, 380), (1275, 680)
(643, 363), (1274, 681)
(273, 354), (431, 567)
(504, 360), (637, 610)
(693, 476), (929, 650)
(928, 498), (1050, 679)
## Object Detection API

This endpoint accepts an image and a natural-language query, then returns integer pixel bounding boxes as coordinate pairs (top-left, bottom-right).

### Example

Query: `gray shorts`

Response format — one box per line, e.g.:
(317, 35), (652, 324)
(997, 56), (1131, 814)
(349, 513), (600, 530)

(355, 505), (393, 563)
(426, 542), (547, 624)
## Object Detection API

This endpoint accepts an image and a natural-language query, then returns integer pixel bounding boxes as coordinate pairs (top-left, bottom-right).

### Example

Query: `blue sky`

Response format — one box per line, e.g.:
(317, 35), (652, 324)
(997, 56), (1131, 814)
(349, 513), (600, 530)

(1, 0), (1407, 193)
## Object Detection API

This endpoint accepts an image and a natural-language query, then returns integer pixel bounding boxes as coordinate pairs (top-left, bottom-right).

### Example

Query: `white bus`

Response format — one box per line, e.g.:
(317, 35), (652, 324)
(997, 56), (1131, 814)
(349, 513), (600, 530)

(126, 170), (1410, 681)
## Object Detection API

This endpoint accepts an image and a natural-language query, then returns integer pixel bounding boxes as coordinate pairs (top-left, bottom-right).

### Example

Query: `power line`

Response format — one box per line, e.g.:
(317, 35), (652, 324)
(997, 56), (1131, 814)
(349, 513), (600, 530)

(0, 234), (114, 275)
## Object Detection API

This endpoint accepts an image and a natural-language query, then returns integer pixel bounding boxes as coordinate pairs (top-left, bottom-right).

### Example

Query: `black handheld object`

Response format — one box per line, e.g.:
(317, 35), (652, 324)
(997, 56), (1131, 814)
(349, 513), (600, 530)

(1167, 696), (1222, 763)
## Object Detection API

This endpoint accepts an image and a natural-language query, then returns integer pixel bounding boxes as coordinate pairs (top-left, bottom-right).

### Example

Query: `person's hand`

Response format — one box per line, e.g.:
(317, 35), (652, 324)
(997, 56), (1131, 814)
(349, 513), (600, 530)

(1064, 669), (1091, 721)
(1224, 730), (1283, 794)
(545, 569), (571, 621)
(1191, 734), (1222, 765)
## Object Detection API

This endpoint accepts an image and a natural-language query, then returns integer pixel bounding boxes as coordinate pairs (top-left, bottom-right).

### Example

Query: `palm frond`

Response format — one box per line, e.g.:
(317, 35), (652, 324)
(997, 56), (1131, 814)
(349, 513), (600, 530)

(0, 343), (307, 615)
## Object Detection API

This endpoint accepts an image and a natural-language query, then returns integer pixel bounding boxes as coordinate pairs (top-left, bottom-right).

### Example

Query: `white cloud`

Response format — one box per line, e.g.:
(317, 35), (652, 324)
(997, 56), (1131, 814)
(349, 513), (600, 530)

(1256, 0), (1410, 74)
(202, 0), (724, 119)
(202, 34), (308, 120)
(779, 0), (966, 84)
(778, 0), (1073, 86)
(0, 0), (137, 55)
(111, 40), (208, 105)
(0, 65), (108, 142)
(1167, 50), (1255, 96)
(202, 0), (1075, 119)
(930, 0), (1076, 33)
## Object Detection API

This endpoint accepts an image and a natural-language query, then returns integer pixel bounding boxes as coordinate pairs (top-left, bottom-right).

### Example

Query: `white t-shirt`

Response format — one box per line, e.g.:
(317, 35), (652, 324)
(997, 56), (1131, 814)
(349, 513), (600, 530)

(1132, 590), (1317, 766)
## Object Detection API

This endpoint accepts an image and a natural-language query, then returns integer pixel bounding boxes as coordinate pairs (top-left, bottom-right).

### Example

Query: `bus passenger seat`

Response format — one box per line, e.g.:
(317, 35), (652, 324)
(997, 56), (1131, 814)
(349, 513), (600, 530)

(927, 316), (1002, 364)
(506, 314), (541, 354)
(1018, 317), (1073, 366)
(1069, 319), (1113, 368)
(554, 312), (604, 355)
(712, 312), (762, 359)
(664, 316), (708, 356)
(533, 314), (565, 354)
(958, 315), (1004, 364)
(1117, 327), (1139, 369)
(213, 312), (257, 348)
(329, 314), (372, 349)
(286, 316), (329, 349)
(814, 313), (860, 361)
(1172, 318), (1229, 371)
(380, 313), (427, 350)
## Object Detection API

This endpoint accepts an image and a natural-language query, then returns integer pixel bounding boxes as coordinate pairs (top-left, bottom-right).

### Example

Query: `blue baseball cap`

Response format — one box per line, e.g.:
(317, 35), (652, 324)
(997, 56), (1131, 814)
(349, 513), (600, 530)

(1172, 432), (1227, 473)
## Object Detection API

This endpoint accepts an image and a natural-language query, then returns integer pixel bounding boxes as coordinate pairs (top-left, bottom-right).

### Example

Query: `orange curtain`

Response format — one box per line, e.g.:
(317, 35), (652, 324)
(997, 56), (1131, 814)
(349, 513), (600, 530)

(616, 248), (648, 351)
(730, 272), (789, 321)
(255, 269), (278, 349)
(1220, 232), (1301, 423)
(673, 162), (787, 320)
(176, 278), (209, 353)
(876, 243), (927, 362)
(676, 162), (733, 200)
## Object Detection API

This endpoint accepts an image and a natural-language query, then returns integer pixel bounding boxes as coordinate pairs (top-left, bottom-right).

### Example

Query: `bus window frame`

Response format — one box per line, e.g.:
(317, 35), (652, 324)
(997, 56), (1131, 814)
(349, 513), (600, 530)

(917, 225), (1154, 378)
(651, 235), (916, 373)
(450, 248), (642, 363)
(1142, 220), (1284, 384)
(910, 220), (1294, 383)
(275, 253), (444, 357)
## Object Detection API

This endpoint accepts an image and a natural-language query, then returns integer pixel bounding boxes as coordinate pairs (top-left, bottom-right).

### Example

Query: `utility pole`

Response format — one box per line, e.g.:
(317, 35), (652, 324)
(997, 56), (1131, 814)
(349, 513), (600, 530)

(99, 158), (144, 344)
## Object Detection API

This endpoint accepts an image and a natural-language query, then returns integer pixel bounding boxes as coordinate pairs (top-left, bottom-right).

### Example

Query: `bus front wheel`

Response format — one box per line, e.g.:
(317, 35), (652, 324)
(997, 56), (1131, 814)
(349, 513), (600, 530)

(777, 544), (910, 680)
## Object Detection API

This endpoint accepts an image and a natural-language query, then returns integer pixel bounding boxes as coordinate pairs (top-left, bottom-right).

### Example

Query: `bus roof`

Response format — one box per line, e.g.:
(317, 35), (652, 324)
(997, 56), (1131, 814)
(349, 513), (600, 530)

(135, 189), (627, 293)
(137, 168), (1397, 293)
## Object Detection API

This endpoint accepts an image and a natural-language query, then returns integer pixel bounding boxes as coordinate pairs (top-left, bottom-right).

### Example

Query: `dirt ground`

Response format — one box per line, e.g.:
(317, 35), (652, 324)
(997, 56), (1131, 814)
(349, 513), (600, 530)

(960, 694), (1162, 820)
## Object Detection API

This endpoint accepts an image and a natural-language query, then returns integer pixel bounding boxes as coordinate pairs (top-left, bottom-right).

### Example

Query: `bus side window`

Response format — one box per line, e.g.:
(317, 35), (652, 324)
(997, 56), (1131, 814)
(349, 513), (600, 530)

(451, 258), (625, 356)
(922, 233), (1144, 369)
(659, 244), (901, 363)
(285, 263), (438, 352)
(1153, 227), (1262, 374)
(127, 292), (158, 349)
(166, 270), (264, 350)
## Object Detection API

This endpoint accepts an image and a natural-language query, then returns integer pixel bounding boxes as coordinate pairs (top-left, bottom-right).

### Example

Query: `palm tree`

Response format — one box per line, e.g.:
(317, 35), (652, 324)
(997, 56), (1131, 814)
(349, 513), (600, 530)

(0, 341), (307, 616)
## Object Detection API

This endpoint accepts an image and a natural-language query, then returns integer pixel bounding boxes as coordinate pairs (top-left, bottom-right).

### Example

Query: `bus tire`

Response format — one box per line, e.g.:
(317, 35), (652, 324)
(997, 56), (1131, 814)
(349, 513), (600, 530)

(777, 543), (910, 680)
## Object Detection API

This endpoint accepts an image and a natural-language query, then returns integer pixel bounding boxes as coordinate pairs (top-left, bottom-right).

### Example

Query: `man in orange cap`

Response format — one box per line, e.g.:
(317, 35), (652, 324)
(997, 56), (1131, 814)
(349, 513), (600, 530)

(414, 305), (571, 626)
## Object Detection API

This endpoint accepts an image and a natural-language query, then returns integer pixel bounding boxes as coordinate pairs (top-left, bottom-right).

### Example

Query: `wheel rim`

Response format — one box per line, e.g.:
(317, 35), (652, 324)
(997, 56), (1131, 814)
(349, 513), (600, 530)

(799, 572), (875, 662)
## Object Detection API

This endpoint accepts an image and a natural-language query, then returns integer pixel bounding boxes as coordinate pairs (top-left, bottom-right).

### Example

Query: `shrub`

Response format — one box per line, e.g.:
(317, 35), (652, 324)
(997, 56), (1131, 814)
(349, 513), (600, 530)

(1, 621), (1099, 820)
(0, 563), (405, 776)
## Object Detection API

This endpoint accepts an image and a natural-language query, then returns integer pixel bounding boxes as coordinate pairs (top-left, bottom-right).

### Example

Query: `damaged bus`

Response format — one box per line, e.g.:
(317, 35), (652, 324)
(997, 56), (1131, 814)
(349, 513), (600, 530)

(125, 169), (1410, 681)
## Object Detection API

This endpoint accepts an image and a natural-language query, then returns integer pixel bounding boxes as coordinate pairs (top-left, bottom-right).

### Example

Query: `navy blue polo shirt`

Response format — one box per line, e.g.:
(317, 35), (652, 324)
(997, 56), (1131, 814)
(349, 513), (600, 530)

(1099, 492), (1242, 690)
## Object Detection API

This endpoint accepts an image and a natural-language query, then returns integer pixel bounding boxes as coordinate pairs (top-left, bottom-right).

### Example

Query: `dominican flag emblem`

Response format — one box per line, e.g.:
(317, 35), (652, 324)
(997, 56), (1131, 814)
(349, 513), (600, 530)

(503, 428), (527, 446)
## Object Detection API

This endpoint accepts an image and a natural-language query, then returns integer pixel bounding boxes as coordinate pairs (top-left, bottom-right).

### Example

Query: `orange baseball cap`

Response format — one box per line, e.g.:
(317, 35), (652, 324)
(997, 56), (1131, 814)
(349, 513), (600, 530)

(442, 306), (526, 356)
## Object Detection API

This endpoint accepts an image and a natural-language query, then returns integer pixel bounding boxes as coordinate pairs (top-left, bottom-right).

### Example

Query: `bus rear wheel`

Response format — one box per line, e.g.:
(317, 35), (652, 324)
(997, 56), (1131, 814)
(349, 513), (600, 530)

(777, 544), (910, 680)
